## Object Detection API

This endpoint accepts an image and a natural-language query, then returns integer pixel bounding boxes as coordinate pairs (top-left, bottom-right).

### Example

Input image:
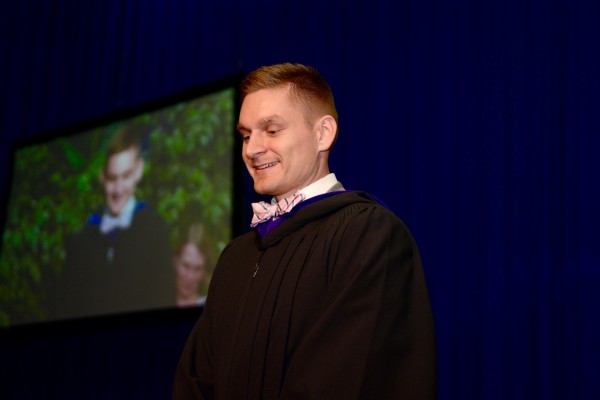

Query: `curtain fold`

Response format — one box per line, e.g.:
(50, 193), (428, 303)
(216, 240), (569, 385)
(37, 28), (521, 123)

(0, 1), (598, 399)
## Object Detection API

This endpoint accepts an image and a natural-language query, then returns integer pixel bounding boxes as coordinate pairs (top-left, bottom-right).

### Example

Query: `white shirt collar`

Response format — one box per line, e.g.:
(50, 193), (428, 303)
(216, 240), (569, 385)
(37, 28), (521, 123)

(298, 173), (343, 201)
(100, 196), (136, 234)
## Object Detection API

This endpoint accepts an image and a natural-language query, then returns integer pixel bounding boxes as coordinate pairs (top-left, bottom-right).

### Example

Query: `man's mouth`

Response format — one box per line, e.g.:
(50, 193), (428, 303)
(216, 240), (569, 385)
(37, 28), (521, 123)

(256, 161), (279, 170)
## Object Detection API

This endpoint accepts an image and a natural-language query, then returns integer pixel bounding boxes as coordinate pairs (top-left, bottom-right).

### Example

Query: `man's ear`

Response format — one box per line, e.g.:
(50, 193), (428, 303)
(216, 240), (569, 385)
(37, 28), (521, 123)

(316, 115), (337, 152)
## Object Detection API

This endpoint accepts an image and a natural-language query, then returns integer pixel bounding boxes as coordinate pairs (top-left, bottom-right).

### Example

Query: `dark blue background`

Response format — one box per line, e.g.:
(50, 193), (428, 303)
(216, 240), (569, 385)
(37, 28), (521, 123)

(1, 1), (599, 399)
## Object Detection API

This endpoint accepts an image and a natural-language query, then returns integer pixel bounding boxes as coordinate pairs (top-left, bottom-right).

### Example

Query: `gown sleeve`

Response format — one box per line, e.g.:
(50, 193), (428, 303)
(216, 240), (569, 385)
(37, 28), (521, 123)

(279, 204), (437, 399)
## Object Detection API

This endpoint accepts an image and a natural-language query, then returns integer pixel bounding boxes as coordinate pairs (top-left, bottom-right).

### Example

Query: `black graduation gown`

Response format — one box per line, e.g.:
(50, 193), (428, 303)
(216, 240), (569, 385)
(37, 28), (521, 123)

(173, 191), (437, 399)
(58, 202), (174, 319)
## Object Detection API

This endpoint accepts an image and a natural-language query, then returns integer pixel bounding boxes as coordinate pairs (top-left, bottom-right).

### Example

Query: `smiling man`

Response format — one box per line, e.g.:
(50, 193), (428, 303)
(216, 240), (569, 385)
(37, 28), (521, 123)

(173, 63), (437, 399)
(60, 127), (174, 319)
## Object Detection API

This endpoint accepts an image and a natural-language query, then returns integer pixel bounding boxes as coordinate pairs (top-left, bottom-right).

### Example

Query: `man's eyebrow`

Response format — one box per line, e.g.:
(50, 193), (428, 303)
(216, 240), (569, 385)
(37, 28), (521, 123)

(236, 122), (249, 133)
(237, 115), (286, 133)
(260, 115), (285, 124)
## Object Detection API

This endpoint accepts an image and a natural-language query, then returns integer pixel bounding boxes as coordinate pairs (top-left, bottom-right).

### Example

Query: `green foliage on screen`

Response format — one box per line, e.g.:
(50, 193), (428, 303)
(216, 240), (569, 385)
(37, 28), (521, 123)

(0, 88), (235, 327)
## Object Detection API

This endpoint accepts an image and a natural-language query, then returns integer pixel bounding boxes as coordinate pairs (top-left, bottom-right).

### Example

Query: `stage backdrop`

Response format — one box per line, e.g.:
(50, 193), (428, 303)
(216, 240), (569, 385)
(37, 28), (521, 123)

(1, 1), (598, 399)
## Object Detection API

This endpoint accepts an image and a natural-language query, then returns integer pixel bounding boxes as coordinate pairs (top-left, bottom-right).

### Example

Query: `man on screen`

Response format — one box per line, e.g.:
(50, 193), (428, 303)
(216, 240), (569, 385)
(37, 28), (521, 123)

(61, 127), (174, 319)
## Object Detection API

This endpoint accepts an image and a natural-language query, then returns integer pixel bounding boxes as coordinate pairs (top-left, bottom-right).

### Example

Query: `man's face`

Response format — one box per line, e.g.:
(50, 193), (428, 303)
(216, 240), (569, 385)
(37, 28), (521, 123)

(100, 147), (143, 216)
(173, 242), (206, 298)
(237, 86), (324, 200)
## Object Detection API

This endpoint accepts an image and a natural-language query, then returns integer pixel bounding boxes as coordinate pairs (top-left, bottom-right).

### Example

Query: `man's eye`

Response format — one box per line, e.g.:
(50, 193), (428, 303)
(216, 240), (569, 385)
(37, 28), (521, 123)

(242, 135), (250, 142)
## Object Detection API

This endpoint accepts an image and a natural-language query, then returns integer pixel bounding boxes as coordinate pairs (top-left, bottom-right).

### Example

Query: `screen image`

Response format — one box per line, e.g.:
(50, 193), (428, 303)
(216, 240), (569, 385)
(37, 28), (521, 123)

(0, 81), (238, 328)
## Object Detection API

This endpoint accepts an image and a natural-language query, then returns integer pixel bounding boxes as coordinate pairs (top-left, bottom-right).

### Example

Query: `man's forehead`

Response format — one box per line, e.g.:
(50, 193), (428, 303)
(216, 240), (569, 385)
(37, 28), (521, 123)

(259, 114), (286, 124)
(239, 89), (304, 125)
(238, 87), (293, 122)
(105, 150), (139, 173)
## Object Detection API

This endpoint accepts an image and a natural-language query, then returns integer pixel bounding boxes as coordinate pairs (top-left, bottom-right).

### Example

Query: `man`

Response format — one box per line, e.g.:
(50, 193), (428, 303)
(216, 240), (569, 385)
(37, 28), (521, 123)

(173, 63), (437, 399)
(61, 127), (174, 319)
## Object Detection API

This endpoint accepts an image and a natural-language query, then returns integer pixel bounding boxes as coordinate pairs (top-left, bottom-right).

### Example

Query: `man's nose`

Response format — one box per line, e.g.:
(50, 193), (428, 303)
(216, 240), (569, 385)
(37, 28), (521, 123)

(245, 133), (266, 158)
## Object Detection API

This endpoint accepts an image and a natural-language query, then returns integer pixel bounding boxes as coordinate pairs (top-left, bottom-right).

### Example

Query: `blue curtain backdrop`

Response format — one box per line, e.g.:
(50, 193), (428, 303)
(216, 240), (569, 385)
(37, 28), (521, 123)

(1, 1), (598, 399)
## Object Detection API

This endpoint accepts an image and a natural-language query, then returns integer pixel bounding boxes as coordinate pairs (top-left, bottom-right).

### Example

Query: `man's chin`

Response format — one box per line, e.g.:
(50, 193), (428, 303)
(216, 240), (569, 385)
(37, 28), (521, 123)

(253, 184), (271, 196)
(107, 204), (126, 216)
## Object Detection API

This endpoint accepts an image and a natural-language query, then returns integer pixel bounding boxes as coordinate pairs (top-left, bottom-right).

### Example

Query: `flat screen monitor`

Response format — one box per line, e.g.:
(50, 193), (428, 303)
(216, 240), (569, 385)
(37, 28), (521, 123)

(0, 77), (240, 328)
